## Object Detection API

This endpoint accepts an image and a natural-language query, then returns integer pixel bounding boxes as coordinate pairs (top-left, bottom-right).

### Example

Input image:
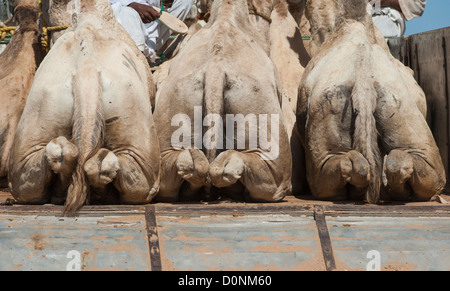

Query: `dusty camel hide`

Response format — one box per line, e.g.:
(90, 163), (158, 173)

(260, 0), (310, 194)
(8, 0), (160, 215)
(297, 0), (446, 202)
(0, 0), (46, 187)
(304, 0), (427, 117)
(153, 0), (310, 194)
(153, 0), (292, 202)
(196, 0), (310, 115)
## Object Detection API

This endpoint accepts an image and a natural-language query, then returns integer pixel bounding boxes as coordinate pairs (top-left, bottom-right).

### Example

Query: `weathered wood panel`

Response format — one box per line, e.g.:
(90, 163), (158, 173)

(389, 27), (450, 193)
(1, 203), (450, 271)
(157, 214), (325, 271)
(328, 216), (450, 271)
(0, 214), (151, 270)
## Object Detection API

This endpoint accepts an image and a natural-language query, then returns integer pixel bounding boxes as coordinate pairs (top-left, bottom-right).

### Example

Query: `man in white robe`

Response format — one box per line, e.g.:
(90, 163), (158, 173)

(368, 0), (426, 37)
(109, 0), (193, 62)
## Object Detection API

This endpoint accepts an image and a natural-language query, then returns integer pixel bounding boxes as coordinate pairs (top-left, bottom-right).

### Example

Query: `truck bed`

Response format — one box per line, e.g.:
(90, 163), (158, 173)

(1, 189), (450, 271)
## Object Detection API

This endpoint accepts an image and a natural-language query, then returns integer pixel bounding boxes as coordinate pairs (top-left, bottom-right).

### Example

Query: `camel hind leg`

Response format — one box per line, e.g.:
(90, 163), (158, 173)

(304, 85), (372, 200)
(99, 81), (161, 204)
(157, 148), (209, 202)
(85, 136), (160, 205)
(9, 136), (78, 204)
(7, 80), (76, 204)
(209, 149), (291, 202)
(374, 78), (446, 201)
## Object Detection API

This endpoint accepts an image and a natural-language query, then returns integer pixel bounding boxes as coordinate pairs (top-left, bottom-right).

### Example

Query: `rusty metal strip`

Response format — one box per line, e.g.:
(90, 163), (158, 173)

(314, 205), (336, 271)
(145, 205), (162, 271)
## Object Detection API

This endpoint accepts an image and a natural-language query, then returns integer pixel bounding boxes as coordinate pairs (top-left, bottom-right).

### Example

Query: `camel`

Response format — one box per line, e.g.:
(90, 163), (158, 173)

(0, 0), (45, 187)
(8, 0), (161, 215)
(153, 0), (291, 202)
(261, 0), (310, 194)
(285, 0), (311, 55)
(304, 0), (426, 117)
(39, 0), (74, 47)
(297, 0), (445, 202)
(196, 0), (309, 114)
(153, 0), (310, 194)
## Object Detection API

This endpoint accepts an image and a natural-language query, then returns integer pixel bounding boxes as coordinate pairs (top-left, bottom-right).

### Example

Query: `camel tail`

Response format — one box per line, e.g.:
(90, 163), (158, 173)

(351, 48), (382, 204)
(64, 62), (105, 216)
(202, 64), (226, 163)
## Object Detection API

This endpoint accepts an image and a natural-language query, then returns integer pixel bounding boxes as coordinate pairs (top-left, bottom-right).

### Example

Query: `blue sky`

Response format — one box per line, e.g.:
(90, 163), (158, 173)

(404, 0), (450, 35)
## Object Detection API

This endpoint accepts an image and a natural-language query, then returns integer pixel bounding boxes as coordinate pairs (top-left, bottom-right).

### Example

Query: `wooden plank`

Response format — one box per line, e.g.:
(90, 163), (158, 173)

(0, 204), (146, 216)
(389, 27), (450, 193)
(157, 213), (324, 270)
(0, 202), (449, 217)
(407, 28), (450, 192)
(0, 213), (151, 270)
(324, 204), (450, 217)
(327, 215), (450, 270)
(445, 33), (450, 194)
(389, 28), (450, 193)
(387, 36), (410, 67)
(0, 201), (449, 271)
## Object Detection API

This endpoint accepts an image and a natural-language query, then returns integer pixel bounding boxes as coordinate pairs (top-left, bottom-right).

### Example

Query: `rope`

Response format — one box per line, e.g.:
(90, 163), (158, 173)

(40, 25), (69, 52)
(0, 0), (70, 49)
(0, 25), (15, 41)
(37, 0), (70, 52)
(0, 12), (15, 41)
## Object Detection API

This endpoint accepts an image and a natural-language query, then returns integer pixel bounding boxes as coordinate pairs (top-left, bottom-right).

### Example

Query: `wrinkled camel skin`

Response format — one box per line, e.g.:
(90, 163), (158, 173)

(297, 0), (445, 202)
(8, 0), (160, 215)
(197, 0), (309, 115)
(154, 0), (310, 194)
(262, 0), (310, 194)
(304, 0), (427, 117)
(0, 0), (46, 187)
(153, 0), (291, 202)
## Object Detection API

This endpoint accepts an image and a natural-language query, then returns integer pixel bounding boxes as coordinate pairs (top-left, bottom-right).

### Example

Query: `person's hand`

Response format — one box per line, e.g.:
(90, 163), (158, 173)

(128, 2), (160, 23)
(368, 0), (401, 12)
(380, 0), (401, 11)
(162, 0), (174, 9)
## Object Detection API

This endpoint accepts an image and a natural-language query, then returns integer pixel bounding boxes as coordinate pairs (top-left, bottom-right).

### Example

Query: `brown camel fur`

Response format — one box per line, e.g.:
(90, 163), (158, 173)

(8, 0), (160, 215)
(153, 0), (292, 203)
(0, 0), (45, 187)
(297, 0), (445, 202)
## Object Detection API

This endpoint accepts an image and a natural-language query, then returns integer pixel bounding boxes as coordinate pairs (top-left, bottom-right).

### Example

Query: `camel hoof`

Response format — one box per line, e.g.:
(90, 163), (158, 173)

(176, 149), (209, 187)
(210, 151), (245, 188)
(340, 150), (370, 188)
(84, 149), (120, 187)
(45, 136), (79, 174)
(384, 149), (414, 187)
